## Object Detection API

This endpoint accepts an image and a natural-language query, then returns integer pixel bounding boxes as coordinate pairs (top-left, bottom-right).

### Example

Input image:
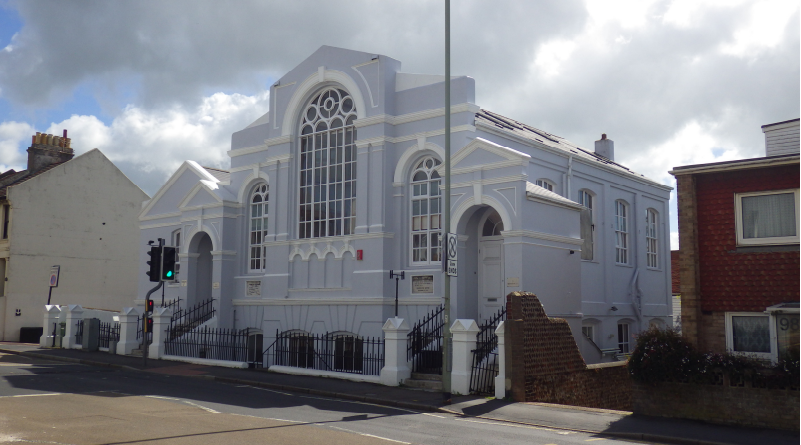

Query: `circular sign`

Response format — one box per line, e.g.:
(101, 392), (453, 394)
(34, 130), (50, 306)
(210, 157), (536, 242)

(448, 235), (457, 258)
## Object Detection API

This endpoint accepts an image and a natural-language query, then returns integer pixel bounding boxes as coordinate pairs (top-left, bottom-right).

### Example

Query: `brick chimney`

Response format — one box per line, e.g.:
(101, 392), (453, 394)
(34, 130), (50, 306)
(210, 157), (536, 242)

(27, 130), (74, 174)
(594, 133), (614, 161)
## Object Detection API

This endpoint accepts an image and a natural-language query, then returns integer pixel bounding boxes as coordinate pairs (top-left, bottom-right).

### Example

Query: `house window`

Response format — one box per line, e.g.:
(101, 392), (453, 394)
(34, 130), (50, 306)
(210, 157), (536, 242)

(578, 190), (594, 260)
(2, 204), (9, 239)
(333, 334), (364, 372)
(735, 189), (799, 246)
(581, 325), (595, 342)
(618, 322), (630, 353)
(171, 229), (181, 282)
(287, 334), (314, 368)
(615, 200), (628, 264)
(726, 313), (771, 359)
(299, 87), (357, 239)
(775, 313), (799, 362)
(411, 156), (442, 264)
(482, 210), (504, 237)
(535, 179), (555, 192)
(646, 209), (658, 268)
(249, 184), (269, 271)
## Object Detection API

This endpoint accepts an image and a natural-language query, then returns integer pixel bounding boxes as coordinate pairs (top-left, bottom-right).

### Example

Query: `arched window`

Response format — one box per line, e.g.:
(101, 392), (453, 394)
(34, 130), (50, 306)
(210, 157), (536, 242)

(535, 179), (555, 192)
(646, 208), (658, 268)
(299, 87), (357, 239)
(411, 156), (442, 264)
(615, 200), (628, 264)
(249, 184), (269, 271)
(482, 209), (504, 236)
(578, 189), (594, 260)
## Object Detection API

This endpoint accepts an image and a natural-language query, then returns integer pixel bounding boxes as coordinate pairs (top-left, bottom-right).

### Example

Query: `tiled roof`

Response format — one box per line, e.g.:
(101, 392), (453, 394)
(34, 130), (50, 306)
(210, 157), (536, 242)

(475, 109), (652, 181)
(201, 166), (231, 183)
(525, 182), (584, 209)
(0, 162), (69, 200)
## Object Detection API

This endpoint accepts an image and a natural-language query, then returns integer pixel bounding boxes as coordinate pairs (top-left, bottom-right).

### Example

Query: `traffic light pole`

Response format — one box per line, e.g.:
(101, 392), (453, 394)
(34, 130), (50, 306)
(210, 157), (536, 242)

(142, 281), (162, 368)
(442, 0), (453, 405)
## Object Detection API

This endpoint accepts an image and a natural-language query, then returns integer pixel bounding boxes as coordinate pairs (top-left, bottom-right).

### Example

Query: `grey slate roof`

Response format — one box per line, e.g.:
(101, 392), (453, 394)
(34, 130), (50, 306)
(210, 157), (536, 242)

(0, 162), (70, 199)
(201, 167), (231, 183)
(475, 109), (652, 181)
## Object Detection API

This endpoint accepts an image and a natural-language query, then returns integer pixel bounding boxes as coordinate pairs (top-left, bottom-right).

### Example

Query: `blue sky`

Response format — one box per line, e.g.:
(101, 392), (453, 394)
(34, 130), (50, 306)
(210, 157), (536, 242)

(0, 0), (799, 250)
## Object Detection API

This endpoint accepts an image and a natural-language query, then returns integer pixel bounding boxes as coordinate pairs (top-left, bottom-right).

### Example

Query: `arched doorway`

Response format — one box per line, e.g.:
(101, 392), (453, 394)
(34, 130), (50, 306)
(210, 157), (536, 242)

(186, 232), (213, 307)
(477, 209), (504, 321)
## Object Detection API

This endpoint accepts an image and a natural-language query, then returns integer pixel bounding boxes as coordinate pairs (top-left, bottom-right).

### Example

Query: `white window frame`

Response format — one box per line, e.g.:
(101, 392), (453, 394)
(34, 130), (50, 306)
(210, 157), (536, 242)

(578, 189), (594, 261)
(614, 200), (629, 265)
(581, 325), (595, 342)
(734, 189), (800, 246)
(249, 183), (269, 271)
(725, 312), (772, 361)
(617, 322), (630, 353)
(410, 156), (442, 265)
(766, 304), (800, 364)
(646, 208), (658, 269)
(169, 229), (182, 284)
(535, 179), (555, 192)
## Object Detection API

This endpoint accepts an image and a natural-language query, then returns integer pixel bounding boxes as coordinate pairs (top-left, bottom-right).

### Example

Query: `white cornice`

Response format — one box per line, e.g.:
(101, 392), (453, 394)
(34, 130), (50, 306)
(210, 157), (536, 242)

(229, 154), (293, 173)
(669, 155), (799, 176)
(140, 211), (182, 222)
(526, 193), (584, 211)
(501, 230), (583, 246)
(228, 135), (292, 158)
(450, 175), (528, 189)
(231, 296), (442, 306)
(354, 124), (475, 148)
(353, 103), (479, 128)
(267, 231), (394, 247)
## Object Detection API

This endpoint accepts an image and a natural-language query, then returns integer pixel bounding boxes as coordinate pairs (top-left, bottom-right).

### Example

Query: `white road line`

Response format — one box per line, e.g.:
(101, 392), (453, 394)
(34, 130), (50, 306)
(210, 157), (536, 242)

(326, 425), (411, 444)
(230, 413), (305, 423)
(454, 417), (573, 435)
(423, 413), (446, 418)
(144, 395), (220, 413)
(231, 384), (420, 414)
(0, 393), (63, 398)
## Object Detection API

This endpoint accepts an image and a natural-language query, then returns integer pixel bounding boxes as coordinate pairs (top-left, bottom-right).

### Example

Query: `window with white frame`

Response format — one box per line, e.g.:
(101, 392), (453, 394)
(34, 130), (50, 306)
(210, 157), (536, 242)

(726, 313), (771, 359)
(171, 229), (181, 282)
(535, 179), (555, 192)
(299, 87), (357, 239)
(618, 322), (630, 353)
(646, 209), (658, 268)
(411, 156), (442, 264)
(578, 190), (594, 260)
(581, 325), (595, 342)
(249, 183), (269, 271)
(615, 200), (628, 264)
(735, 189), (799, 246)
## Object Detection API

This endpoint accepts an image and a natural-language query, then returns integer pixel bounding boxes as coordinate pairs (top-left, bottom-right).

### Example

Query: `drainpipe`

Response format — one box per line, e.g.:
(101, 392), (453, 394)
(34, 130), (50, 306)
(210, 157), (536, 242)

(565, 155), (574, 199)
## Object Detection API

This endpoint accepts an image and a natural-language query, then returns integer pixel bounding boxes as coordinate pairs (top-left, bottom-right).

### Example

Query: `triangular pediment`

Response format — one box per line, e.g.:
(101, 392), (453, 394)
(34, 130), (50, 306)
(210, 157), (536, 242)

(139, 161), (224, 220)
(447, 137), (531, 172)
(180, 184), (223, 209)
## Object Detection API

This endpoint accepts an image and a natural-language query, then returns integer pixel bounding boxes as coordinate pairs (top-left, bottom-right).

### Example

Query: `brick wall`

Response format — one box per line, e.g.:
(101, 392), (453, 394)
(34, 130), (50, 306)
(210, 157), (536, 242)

(633, 381), (799, 431)
(694, 165), (799, 312)
(670, 250), (680, 294)
(698, 311), (726, 353)
(507, 292), (632, 411)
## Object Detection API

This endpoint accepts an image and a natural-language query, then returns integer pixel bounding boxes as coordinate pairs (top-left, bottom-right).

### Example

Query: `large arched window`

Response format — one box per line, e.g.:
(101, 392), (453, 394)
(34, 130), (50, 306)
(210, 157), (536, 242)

(249, 184), (269, 271)
(411, 156), (442, 264)
(646, 208), (658, 268)
(299, 87), (357, 239)
(614, 200), (629, 265)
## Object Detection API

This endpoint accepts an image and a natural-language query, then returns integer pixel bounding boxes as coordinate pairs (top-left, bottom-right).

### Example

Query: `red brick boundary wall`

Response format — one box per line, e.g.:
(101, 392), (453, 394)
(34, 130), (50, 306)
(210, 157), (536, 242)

(633, 380), (799, 431)
(506, 292), (631, 411)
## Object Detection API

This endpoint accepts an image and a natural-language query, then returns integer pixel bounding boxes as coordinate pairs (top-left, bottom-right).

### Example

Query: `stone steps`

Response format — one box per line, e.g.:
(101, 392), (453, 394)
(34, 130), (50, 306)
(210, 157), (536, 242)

(404, 372), (443, 391)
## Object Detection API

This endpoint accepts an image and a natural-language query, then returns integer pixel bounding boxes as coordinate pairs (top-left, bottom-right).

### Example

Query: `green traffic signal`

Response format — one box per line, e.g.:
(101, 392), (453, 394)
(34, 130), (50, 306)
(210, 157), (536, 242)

(166, 271), (173, 278)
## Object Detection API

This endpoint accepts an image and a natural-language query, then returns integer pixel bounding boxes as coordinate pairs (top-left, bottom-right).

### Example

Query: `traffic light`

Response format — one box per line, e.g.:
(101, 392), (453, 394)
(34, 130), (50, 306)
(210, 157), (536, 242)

(145, 299), (154, 313)
(146, 246), (162, 282)
(145, 316), (153, 334)
(161, 246), (177, 281)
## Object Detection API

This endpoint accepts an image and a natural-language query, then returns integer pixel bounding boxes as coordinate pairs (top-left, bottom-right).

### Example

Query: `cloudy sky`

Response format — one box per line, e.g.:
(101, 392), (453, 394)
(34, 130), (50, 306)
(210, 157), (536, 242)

(0, 0), (798, 248)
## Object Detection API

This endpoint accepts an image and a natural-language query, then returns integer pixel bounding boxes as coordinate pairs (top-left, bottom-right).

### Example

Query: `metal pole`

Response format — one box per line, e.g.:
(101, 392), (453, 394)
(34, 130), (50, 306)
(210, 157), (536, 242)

(442, 0), (452, 404)
(143, 238), (164, 368)
(47, 287), (53, 305)
(395, 276), (400, 317)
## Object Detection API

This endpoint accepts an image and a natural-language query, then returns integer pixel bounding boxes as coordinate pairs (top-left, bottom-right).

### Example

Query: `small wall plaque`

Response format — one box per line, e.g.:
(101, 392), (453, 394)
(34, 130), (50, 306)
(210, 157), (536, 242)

(506, 277), (520, 287)
(212, 282), (220, 289)
(181, 280), (187, 287)
(411, 275), (434, 294)
(246, 281), (261, 296)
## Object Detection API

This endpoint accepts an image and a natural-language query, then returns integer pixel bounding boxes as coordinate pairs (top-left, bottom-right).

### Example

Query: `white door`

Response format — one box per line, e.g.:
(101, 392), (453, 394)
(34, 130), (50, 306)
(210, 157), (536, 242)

(478, 238), (504, 322)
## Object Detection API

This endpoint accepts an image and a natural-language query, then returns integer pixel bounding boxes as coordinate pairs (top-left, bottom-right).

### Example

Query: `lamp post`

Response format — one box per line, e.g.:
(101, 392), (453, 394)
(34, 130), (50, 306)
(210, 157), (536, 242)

(442, 0), (453, 404)
(388, 270), (405, 317)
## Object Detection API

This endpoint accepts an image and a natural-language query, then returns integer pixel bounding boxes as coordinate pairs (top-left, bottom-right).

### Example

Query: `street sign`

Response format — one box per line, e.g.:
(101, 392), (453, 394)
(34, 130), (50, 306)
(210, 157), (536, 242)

(445, 232), (457, 277)
(49, 265), (60, 287)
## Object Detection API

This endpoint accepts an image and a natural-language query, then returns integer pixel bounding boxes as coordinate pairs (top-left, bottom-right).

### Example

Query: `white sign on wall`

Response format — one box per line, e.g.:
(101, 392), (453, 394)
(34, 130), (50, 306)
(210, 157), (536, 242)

(246, 281), (262, 296)
(411, 275), (434, 294)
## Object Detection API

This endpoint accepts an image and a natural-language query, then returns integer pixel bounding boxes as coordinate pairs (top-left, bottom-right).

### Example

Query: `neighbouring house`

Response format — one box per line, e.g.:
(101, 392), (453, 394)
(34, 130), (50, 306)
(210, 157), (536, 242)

(671, 250), (681, 329)
(137, 45), (672, 366)
(0, 131), (149, 342)
(670, 118), (800, 363)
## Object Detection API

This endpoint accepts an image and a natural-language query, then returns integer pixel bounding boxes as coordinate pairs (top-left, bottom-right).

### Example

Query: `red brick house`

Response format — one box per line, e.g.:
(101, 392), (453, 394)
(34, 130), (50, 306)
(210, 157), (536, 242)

(670, 118), (799, 363)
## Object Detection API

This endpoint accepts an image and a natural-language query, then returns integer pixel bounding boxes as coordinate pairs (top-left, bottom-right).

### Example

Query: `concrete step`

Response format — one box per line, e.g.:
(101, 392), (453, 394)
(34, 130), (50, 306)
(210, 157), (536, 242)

(130, 348), (143, 357)
(404, 378), (443, 391)
(411, 372), (442, 381)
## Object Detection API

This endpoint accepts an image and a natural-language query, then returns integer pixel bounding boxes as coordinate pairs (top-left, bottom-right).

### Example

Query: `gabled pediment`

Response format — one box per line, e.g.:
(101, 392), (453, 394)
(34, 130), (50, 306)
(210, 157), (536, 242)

(179, 184), (222, 210)
(445, 137), (530, 173)
(139, 161), (225, 220)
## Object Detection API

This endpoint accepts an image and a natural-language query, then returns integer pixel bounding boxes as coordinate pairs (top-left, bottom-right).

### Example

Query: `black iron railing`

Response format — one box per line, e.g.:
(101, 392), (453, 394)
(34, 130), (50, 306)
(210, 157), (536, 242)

(165, 326), (251, 362)
(99, 321), (121, 349)
(407, 305), (444, 374)
(51, 322), (58, 347)
(263, 330), (384, 376)
(469, 306), (506, 395)
(162, 298), (181, 311)
(75, 319), (84, 345)
(169, 298), (215, 340)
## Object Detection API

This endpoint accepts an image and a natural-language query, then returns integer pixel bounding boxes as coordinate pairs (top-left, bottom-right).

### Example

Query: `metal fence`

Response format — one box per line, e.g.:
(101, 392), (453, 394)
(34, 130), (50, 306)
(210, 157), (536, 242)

(407, 305), (444, 374)
(99, 322), (121, 349)
(169, 298), (215, 340)
(75, 319), (84, 345)
(469, 307), (506, 395)
(165, 326), (251, 362)
(263, 330), (384, 376)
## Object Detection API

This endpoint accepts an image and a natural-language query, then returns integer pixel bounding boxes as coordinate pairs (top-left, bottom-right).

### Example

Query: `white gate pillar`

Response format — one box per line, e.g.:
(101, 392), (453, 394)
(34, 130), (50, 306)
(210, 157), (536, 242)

(451, 319), (480, 395)
(380, 317), (411, 386)
(116, 307), (141, 355)
(148, 307), (172, 359)
(63, 305), (84, 349)
(40, 305), (62, 347)
(495, 321), (507, 400)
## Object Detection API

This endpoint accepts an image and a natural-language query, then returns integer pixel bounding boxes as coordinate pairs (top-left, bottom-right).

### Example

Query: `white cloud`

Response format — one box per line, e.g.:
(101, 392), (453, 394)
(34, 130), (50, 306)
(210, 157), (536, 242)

(719, 0), (799, 58)
(0, 120), (34, 171)
(533, 39), (578, 78)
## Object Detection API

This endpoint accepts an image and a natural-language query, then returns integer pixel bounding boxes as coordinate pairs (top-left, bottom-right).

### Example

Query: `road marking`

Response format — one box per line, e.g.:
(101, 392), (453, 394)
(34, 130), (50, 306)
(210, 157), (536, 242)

(0, 393), (62, 398)
(326, 425), (411, 444)
(231, 384), (420, 414)
(423, 413), (446, 418)
(231, 413), (305, 424)
(585, 439), (606, 442)
(144, 395), (220, 413)
(454, 418), (572, 435)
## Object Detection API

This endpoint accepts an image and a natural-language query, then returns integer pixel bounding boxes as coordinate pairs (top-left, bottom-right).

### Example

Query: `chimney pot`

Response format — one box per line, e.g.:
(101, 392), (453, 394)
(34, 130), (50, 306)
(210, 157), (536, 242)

(601, 133), (607, 140)
(63, 129), (67, 138)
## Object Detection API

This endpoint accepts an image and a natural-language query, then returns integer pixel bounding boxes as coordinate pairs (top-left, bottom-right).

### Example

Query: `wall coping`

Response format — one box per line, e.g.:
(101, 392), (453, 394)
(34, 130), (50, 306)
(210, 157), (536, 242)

(587, 361), (628, 370)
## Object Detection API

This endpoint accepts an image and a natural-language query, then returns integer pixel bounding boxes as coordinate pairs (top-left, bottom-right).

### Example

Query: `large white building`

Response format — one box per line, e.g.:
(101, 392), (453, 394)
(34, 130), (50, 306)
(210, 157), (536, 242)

(138, 46), (673, 362)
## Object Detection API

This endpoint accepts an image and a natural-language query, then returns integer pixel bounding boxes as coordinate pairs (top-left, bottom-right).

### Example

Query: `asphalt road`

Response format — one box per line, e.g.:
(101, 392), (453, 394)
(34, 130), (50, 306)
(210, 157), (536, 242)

(0, 352), (645, 445)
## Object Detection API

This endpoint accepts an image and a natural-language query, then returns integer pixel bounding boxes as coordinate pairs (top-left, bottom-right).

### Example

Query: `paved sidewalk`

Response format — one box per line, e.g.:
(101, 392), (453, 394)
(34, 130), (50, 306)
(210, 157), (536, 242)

(1, 342), (797, 445)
